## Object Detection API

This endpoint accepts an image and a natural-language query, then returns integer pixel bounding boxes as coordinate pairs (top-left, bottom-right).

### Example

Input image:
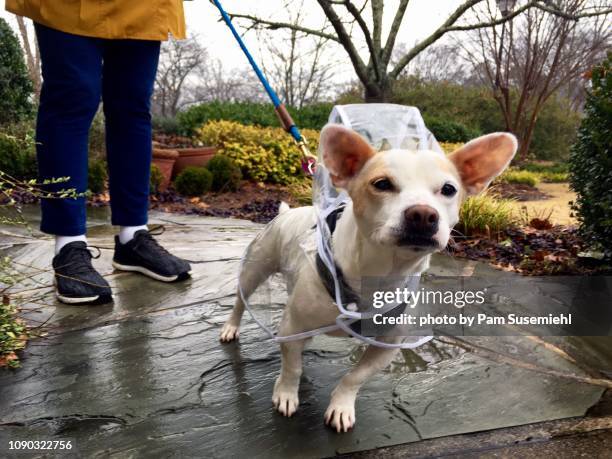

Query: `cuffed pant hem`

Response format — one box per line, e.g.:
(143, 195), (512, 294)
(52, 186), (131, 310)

(111, 216), (149, 227)
(40, 223), (87, 237)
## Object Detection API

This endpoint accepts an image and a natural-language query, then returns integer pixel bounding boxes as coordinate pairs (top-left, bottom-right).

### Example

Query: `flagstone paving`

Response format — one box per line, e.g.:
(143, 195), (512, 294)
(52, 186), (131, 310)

(0, 208), (610, 458)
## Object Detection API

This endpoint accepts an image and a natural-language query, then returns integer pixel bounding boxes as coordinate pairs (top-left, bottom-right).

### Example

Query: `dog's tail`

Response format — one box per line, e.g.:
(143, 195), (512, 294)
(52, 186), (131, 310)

(278, 201), (291, 215)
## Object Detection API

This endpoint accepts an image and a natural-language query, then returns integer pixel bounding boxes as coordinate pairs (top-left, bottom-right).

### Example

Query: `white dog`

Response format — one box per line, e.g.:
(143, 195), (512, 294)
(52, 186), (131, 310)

(220, 124), (517, 432)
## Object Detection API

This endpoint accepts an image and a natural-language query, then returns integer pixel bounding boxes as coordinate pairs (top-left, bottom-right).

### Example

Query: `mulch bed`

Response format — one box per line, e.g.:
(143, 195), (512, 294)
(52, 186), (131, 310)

(449, 226), (610, 275)
(490, 182), (550, 201)
(149, 182), (300, 223)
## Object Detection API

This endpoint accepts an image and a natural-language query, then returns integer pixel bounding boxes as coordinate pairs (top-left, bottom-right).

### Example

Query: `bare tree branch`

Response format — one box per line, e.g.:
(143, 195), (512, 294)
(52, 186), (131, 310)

(382, 0), (410, 66)
(340, 0), (382, 80)
(226, 13), (339, 42)
(315, 0), (373, 93)
(462, 0), (610, 160)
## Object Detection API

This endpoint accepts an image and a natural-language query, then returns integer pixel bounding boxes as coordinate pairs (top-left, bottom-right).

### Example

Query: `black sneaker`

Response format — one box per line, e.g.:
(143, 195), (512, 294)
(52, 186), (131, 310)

(112, 229), (191, 282)
(52, 242), (113, 305)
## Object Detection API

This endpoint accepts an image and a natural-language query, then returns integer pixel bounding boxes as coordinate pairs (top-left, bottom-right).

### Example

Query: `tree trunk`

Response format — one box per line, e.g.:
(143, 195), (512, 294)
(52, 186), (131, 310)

(363, 77), (392, 103)
(515, 129), (532, 163)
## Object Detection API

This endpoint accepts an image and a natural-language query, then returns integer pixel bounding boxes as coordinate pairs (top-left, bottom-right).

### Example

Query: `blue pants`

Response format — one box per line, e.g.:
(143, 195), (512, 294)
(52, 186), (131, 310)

(35, 23), (161, 236)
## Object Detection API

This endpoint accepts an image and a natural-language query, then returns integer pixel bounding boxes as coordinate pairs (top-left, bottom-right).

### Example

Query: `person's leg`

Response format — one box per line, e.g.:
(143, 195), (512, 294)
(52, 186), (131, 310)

(35, 23), (103, 238)
(103, 39), (190, 282)
(101, 39), (160, 234)
(35, 24), (112, 304)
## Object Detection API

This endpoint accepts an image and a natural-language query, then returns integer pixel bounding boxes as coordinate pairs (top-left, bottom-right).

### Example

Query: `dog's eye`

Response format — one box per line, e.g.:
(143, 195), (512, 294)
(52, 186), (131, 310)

(372, 178), (395, 192)
(441, 183), (457, 197)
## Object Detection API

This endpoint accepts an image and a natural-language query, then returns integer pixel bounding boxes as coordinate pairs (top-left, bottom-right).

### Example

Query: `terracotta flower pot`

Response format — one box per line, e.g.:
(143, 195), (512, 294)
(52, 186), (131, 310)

(152, 148), (179, 191)
(173, 146), (217, 178)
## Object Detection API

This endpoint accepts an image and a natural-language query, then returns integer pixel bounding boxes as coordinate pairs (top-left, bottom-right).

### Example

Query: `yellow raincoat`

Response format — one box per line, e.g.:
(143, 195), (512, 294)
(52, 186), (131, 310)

(5, 0), (186, 41)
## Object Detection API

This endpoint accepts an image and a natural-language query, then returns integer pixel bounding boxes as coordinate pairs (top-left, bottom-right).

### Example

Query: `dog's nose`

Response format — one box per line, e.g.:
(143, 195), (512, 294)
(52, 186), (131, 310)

(404, 205), (439, 236)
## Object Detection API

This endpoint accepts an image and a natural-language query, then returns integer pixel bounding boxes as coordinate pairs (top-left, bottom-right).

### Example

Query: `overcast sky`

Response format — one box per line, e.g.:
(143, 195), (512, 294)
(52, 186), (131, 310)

(1, 0), (465, 79)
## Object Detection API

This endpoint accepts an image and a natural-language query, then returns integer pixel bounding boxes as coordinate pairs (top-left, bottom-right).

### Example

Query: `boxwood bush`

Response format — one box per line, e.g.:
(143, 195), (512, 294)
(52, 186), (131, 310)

(569, 53), (612, 256)
(175, 166), (213, 196)
(206, 154), (242, 192)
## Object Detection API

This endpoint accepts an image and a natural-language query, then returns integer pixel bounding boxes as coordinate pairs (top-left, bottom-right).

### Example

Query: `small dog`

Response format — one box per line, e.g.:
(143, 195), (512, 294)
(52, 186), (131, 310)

(220, 124), (517, 432)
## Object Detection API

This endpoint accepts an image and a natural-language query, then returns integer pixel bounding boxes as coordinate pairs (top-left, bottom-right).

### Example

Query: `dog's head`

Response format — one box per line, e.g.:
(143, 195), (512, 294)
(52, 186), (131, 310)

(320, 124), (517, 253)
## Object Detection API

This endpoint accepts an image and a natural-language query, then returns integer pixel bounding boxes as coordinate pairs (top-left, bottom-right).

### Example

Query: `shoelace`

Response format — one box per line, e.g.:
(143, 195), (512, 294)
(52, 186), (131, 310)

(133, 226), (172, 257)
(59, 245), (102, 276)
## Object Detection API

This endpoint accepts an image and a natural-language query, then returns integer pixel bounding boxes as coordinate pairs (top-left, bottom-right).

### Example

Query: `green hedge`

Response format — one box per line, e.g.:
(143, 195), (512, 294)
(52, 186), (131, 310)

(423, 115), (482, 143)
(177, 101), (333, 135)
(0, 124), (37, 180)
(177, 100), (483, 144)
(0, 18), (33, 126)
(569, 53), (612, 257)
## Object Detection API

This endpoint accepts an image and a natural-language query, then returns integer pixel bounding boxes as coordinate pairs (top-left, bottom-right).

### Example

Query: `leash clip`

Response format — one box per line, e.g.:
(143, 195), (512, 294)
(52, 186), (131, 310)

(296, 137), (317, 175)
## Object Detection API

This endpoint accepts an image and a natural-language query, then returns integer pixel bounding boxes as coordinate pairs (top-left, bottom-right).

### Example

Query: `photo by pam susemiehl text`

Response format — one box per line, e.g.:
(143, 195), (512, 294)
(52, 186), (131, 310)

(359, 275), (612, 337)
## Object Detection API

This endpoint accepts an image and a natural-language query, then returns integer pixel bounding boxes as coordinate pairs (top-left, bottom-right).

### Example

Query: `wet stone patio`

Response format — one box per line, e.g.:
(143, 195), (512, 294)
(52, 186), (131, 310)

(0, 207), (610, 458)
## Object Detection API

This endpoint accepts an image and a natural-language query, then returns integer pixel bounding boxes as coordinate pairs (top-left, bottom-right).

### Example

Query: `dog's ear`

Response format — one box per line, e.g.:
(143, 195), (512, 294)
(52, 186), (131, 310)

(321, 124), (375, 188)
(448, 133), (517, 195)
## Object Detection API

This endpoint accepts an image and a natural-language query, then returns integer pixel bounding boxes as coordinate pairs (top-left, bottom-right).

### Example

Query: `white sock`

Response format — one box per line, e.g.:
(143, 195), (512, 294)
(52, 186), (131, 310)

(55, 235), (87, 255)
(119, 225), (148, 244)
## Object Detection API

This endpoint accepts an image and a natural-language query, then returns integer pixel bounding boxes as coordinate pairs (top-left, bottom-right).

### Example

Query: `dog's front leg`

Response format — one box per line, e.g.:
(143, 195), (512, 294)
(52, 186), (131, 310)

(273, 337), (308, 417)
(325, 339), (400, 432)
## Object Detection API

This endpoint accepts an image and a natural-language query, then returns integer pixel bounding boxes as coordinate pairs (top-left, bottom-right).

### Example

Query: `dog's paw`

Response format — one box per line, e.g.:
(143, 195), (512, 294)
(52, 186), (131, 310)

(272, 379), (299, 417)
(219, 322), (240, 342)
(324, 396), (356, 433)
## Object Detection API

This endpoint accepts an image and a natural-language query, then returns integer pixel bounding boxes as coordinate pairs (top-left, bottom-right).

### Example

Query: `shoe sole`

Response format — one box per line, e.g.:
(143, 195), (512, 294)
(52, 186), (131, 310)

(56, 293), (113, 306)
(112, 261), (191, 283)
(54, 278), (113, 306)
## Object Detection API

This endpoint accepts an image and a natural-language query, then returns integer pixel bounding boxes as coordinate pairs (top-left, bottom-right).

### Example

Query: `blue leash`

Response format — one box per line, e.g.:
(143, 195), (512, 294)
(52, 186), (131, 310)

(211, 0), (317, 174)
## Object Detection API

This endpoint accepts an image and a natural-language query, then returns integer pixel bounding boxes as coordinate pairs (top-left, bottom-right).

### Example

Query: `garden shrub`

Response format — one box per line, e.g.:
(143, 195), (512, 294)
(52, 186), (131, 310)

(206, 154), (242, 192)
(0, 293), (27, 369)
(0, 18), (33, 126)
(569, 53), (612, 257)
(519, 162), (568, 182)
(150, 164), (164, 194)
(497, 169), (540, 187)
(153, 116), (182, 135)
(88, 159), (107, 194)
(175, 166), (213, 196)
(538, 171), (568, 183)
(196, 120), (319, 184)
(178, 101), (332, 135)
(520, 162), (568, 174)
(529, 97), (581, 161)
(459, 192), (516, 238)
(0, 126), (37, 180)
(88, 111), (106, 160)
(423, 116), (481, 143)
(440, 142), (465, 154)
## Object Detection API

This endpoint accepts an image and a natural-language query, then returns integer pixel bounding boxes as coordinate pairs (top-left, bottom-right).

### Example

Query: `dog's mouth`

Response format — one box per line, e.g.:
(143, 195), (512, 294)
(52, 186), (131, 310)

(396, 235), (439, 250)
